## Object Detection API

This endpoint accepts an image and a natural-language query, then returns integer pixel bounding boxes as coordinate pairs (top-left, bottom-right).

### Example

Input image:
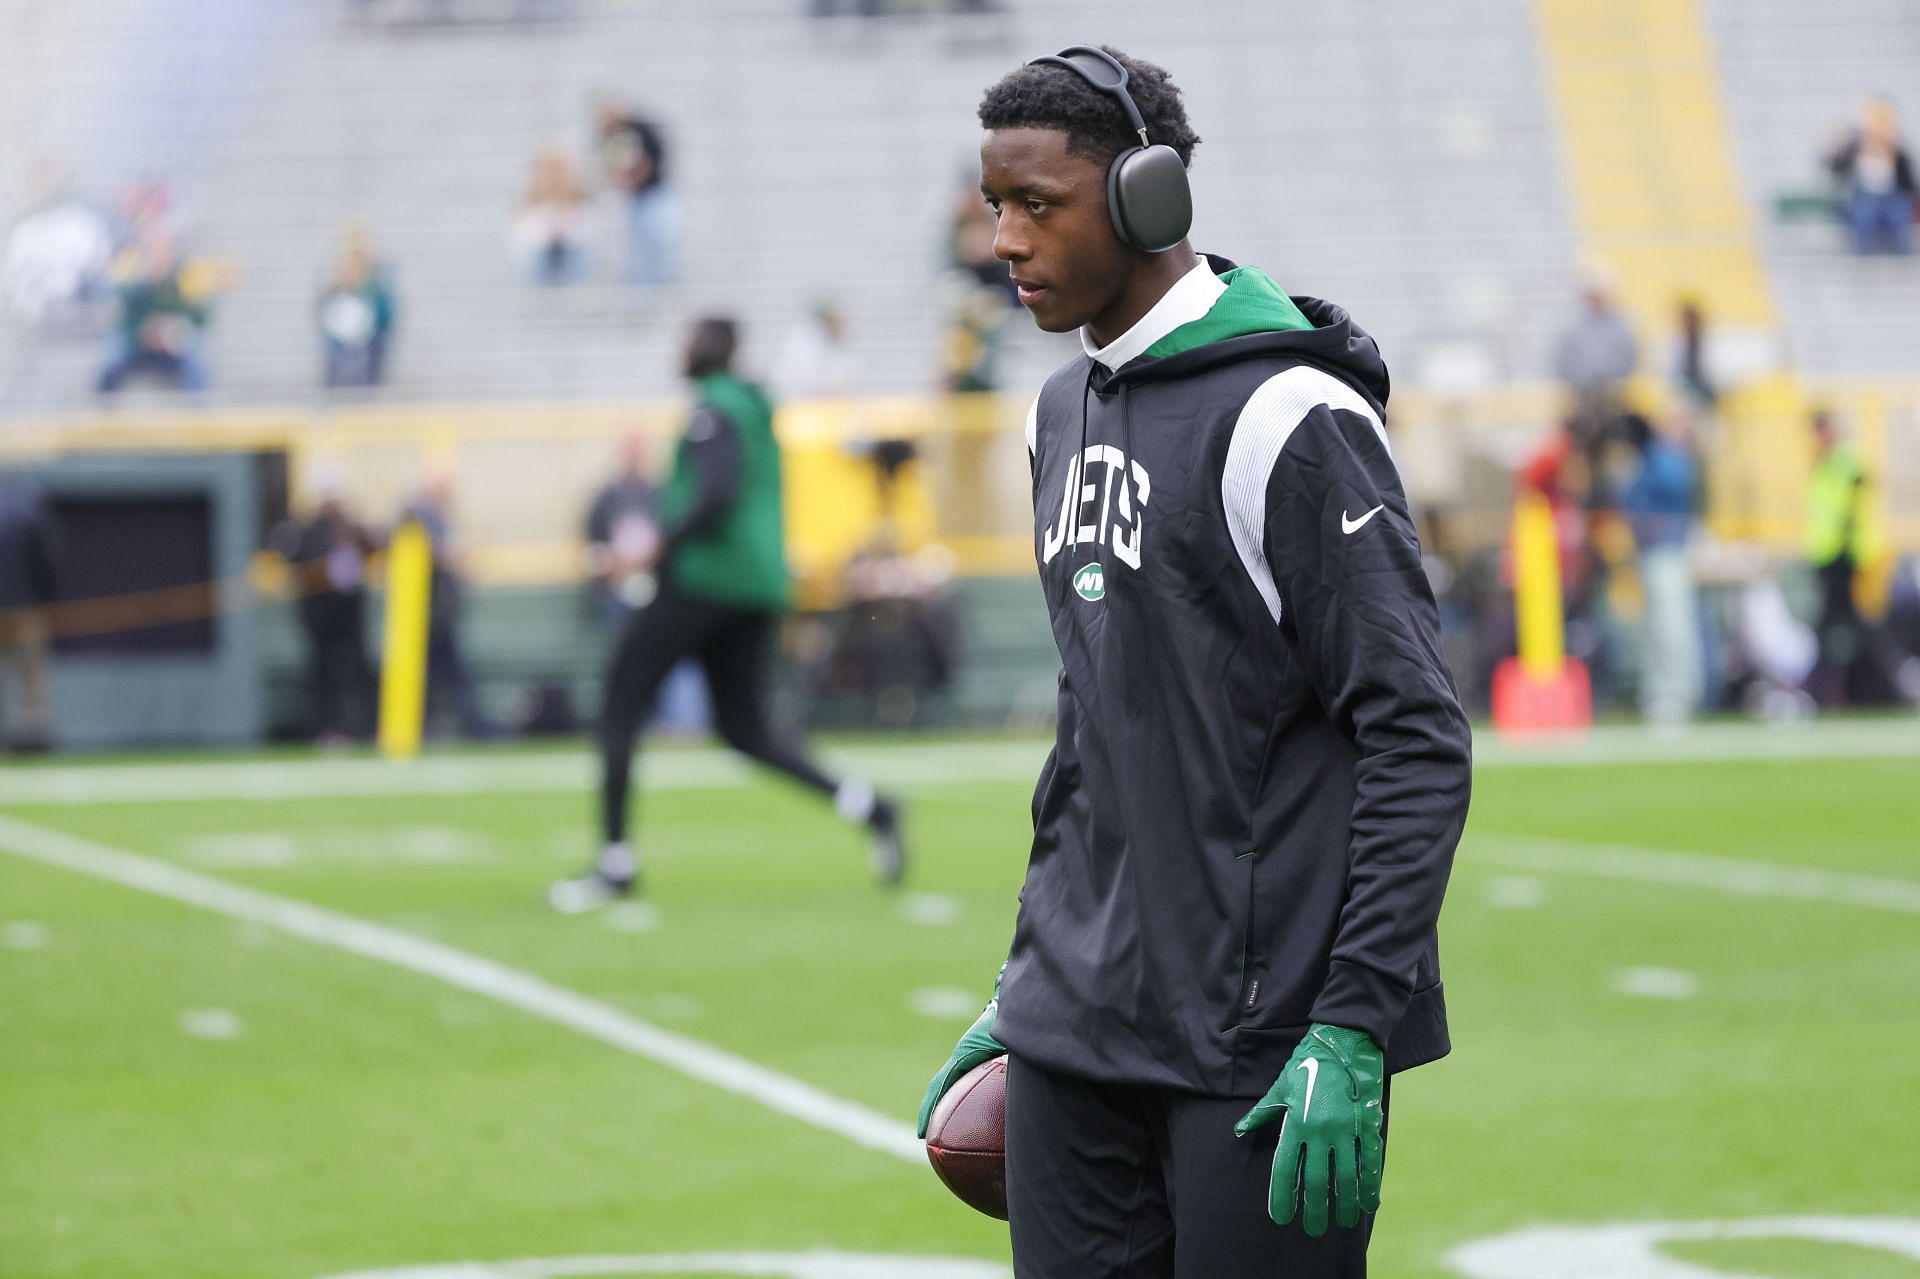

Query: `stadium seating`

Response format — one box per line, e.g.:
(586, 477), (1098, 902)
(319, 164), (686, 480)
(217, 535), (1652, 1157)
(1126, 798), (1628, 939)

(1705, 0), (1920, 376)
(3, 0), (1583, 409)
(4, 0), (1915, 406)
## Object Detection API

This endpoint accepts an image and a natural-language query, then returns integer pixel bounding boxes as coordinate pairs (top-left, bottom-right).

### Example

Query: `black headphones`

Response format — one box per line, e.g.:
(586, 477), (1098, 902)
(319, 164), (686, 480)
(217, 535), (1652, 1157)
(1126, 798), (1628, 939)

(1025, 45), (1194, 254)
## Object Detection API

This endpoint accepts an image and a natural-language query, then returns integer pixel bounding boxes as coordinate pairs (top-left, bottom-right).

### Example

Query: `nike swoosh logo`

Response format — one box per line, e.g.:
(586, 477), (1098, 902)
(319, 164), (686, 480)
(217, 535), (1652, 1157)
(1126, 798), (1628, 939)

(1296, 1056), (1319, 1123)
(1341, 504), (1385, 535)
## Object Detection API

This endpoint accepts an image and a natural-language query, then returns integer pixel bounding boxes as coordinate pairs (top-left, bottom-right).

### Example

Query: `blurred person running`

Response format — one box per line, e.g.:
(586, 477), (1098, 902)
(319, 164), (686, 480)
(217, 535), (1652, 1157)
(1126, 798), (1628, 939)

(552, 317), (905, 911)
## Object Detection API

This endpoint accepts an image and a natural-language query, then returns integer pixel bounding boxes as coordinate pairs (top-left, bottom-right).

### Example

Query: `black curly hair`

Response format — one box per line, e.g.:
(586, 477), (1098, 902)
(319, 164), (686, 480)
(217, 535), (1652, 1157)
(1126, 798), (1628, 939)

(978, 46), (1201, 170)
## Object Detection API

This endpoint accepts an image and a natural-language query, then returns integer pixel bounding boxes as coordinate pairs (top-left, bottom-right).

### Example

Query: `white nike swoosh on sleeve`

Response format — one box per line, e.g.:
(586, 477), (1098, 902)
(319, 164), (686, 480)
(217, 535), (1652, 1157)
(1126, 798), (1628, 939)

(1341, 504), (1385, 535)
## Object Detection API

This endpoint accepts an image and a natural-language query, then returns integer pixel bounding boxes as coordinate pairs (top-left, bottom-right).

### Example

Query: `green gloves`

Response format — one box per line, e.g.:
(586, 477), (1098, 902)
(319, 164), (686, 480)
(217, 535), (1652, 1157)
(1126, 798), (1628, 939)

(916, 969), (1007, 1138)
(1233, 1023), (1385, 1236)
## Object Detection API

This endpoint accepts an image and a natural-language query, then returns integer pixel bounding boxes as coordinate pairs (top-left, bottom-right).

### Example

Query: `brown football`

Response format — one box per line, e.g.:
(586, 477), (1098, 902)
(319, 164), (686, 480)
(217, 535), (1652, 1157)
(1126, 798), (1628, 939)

(924, 1054), (1009, 1220)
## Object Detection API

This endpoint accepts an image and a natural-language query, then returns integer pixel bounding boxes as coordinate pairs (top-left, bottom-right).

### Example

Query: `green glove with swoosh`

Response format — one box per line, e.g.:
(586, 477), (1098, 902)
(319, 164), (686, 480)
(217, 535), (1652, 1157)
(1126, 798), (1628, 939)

(915, 966), (1007, 1138)
(1232, 1023), (1385, 1236)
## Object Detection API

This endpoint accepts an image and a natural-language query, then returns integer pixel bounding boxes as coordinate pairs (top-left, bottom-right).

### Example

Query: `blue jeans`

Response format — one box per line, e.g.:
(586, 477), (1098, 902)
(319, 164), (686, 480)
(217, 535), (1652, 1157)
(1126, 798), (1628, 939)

(325, 335), (387, 387)
(527, 238), (586, 286)
(97, 332), (209, 392)
(623, 186), (680, 286)
(1846, 189), (1914, 255)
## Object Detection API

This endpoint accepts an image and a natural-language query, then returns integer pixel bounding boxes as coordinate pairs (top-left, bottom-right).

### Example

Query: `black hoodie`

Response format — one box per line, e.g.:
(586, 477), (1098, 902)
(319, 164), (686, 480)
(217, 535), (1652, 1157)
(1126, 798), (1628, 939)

(996, 257), (1472, 1096)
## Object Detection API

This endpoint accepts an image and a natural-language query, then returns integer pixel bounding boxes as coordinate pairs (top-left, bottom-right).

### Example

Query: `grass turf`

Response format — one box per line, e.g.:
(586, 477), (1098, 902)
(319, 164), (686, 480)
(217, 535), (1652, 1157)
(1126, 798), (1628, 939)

(2, 729), (1917, 1278)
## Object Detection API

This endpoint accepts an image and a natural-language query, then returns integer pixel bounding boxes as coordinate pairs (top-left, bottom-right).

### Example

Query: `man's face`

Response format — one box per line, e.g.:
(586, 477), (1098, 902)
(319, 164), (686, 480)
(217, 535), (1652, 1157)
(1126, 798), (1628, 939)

(979, 127), (1131, 335)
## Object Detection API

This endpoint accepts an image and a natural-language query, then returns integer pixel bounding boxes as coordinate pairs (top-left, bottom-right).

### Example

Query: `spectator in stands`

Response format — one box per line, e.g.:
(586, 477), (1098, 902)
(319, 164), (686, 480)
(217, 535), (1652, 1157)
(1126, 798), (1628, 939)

(1552, 266), (1638, 455)
(95, 228), (214, 395)
(773, 300), (858, 400)
(1825, 95), (1916, 256)
(276, 477), (378, 745)
(595, 103), (677, 287)
(947, 171), (1019, 307)
(317, 228), (396, 388)
(0, 472), (59, 753)
(3, 161), (112, 330)
(942, 283), (1007, 392)
(512, 148), (591, 285)
(1620, 413), (1702, 726)
(404, 476), (490, 738)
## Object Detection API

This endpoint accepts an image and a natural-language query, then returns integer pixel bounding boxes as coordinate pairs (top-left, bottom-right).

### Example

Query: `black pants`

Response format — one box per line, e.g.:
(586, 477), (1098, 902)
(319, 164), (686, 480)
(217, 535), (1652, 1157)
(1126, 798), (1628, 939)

(426, 619), (488, 738)
(302, 607), (374, 740)
(599, 583), (838, 844)
(1005, 1054), (1384, 1279)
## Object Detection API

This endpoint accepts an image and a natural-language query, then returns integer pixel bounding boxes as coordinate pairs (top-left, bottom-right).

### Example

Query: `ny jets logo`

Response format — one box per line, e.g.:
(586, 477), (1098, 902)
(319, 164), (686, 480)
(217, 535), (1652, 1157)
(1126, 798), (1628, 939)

(1043, 444), (1152, 571)
(1072, 563), (1105, 602)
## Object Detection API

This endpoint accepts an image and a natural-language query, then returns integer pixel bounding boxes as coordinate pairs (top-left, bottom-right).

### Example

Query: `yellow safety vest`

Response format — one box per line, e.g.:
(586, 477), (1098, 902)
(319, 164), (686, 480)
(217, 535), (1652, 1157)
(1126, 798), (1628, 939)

(1805, 444), (1884, 565)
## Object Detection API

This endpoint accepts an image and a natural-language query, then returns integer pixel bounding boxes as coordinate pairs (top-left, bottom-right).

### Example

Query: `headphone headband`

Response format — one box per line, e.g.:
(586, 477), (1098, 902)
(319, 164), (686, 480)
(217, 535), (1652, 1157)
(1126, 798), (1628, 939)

(1019, 43), (1193, 253)
(1027, 45), (1150, 149)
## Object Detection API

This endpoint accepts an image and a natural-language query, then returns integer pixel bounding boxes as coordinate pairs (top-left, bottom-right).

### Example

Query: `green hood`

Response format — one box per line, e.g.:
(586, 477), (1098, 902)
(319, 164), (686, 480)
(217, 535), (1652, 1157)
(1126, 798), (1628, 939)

(1143, 266), (1312, 359)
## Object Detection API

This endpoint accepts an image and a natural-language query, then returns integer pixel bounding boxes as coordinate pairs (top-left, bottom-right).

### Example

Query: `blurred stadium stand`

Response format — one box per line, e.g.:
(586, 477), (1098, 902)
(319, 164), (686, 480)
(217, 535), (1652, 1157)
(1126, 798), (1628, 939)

(0, 0), (1584, 406)
(1706, 0), (1920, 376)
(1, 0), (1916, 743)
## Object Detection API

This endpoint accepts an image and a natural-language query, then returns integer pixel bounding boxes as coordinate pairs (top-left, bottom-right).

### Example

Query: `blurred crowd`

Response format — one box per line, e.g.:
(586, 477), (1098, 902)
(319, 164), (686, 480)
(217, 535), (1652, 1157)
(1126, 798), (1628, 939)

(3, 88), (1046, 407)
(2, 69), (1916, 750)
(266, 470), (488, 746)
(1418, 267), (1920, 730)
(511, 102), (678, 289)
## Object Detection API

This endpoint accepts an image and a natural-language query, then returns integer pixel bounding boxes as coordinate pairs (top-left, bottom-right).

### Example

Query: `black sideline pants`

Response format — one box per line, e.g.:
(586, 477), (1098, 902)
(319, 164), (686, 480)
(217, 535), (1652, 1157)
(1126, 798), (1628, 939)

(599, 582), (837, 844)
(1006, 1053), (1386, 1278)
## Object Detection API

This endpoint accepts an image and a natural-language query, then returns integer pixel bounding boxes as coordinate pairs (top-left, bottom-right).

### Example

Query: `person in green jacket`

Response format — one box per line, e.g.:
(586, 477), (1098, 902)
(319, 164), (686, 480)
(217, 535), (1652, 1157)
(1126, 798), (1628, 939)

(552, 317), (905, 911)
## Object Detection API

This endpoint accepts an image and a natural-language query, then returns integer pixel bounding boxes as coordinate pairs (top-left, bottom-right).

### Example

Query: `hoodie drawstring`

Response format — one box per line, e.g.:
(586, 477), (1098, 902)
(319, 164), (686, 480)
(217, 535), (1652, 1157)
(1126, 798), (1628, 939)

(1073, 361), (1140, 568)
(1074, 360), (1095, 567)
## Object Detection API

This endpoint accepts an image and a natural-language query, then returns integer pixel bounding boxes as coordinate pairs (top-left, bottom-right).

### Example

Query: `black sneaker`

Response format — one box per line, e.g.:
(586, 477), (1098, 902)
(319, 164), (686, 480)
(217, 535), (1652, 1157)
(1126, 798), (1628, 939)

(548, 868), (636, 914)
(867, 796), (906, 887)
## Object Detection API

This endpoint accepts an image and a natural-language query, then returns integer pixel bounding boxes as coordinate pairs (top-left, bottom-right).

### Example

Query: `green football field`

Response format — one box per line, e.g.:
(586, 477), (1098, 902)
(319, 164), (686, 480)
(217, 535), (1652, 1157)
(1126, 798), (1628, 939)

(3, 720), (1919, 1279)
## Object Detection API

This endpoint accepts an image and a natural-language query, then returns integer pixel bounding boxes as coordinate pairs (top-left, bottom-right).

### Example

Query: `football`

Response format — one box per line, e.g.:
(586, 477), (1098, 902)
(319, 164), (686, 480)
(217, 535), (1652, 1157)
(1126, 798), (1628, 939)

(923, 1054), (1010, 1220)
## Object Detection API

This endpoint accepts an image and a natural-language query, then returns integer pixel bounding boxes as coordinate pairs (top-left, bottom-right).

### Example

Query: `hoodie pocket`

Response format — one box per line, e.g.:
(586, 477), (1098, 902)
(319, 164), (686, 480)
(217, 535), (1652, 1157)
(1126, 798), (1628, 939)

(1223, 849), (1259, 1032)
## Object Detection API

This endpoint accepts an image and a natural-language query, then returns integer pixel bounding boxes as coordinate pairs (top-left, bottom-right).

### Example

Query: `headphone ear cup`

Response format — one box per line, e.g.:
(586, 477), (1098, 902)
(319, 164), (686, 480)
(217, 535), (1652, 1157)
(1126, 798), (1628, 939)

(1108, 143), (1193, 253)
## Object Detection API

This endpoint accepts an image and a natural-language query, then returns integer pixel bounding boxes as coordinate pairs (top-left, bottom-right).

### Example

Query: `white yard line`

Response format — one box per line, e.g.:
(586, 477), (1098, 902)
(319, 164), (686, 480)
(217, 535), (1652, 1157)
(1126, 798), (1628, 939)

(0, 812), (924, 1166)
(1447, 1215), (1920, 1278)
(1470, 718), (1920, 768)
(0, 719), (1913, 807)
(1469, 832), (1920, 915)
(0, 741), (1048, 807)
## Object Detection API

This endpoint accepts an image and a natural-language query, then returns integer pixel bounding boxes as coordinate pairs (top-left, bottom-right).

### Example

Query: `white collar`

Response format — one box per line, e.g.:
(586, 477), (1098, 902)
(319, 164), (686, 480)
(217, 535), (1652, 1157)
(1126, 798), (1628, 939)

(1080, 256), (1226, 370)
